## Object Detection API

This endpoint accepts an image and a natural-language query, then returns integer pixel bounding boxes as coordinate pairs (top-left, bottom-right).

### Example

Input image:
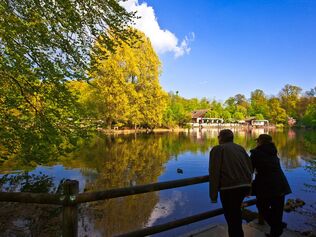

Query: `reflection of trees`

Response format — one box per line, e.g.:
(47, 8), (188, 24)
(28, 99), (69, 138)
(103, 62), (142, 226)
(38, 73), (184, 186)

(63, 133), (219, 236)
(0, 173), (62, 236)
(0, 172), (55, 193)
(63, 134), (170, 236)
(272, 129), (316, 168)
(161, 132), (214, 156)
(302, 132), (316, 155)
(80, 194), (158, 236)
(203, 128), (315, 169)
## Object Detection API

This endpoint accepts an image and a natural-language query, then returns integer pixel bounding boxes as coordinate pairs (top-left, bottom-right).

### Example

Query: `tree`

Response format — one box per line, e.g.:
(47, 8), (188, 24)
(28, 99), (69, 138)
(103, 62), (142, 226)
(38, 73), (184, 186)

(268, 98), (287, 124)
(296, 87), (316, 120)
(0, 0), (136, 163)
(302, 104), (316, 127)
(234, 94), (249, 109)
(210, 100), (224, 116)
(250, 89), (269, 118)
(221, 110), (232, 121)
(233, 112), (245, 120)
(305, 86), (316, 97)
(224, 94), (249, 117)
(279, 84), (302, 118)
(225, 97), (237, 114)
(255, 114), (264, 120)
(90, 28), (167, 129)
(206, 110), (219, 118)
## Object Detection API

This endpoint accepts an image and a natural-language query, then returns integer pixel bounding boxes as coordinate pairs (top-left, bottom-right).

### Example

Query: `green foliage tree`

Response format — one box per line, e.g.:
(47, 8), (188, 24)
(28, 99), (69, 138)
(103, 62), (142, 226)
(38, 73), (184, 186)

(234, 94), (249, 109)
(233, 112), (245, 120)
(162, 92), (212, 127)
(205, 110), (219, 118)
(0, 0), (136, 163)
(166, 94), (191, 127)
(255, 113), (264, 120)
(224, 97), (237, 115)
(224, 94), (249, 117)
(302, 103), (316, 127)
(221, 110), (232, 121)
(296, 87), (316, 120)
(210, 100), (224, 115)
(250, 89), (269, 118)
(279, 84), (302, 118)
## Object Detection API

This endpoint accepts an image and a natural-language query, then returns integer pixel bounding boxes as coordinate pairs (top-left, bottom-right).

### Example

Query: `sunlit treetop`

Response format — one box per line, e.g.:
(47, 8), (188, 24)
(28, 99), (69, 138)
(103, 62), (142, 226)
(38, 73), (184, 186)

(0, 0), (137, 81)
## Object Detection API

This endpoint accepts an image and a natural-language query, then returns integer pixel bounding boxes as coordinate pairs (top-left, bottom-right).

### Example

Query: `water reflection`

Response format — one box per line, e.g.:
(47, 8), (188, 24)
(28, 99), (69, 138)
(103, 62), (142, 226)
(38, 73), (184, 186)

(0, 129), (315, 236)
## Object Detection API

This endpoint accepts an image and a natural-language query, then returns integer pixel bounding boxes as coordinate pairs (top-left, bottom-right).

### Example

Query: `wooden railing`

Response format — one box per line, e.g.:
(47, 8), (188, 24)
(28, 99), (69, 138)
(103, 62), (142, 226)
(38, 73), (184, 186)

(0, 175), (256, 237)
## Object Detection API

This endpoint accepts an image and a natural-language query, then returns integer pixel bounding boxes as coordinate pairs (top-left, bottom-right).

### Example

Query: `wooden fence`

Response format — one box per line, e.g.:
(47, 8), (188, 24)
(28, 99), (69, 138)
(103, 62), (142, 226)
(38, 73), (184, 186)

(0, 175), (257, 237)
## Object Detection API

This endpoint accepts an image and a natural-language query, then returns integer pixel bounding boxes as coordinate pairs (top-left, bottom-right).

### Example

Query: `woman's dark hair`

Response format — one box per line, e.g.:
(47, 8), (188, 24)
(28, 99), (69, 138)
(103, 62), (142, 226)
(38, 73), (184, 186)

(256, 134), (272, 144)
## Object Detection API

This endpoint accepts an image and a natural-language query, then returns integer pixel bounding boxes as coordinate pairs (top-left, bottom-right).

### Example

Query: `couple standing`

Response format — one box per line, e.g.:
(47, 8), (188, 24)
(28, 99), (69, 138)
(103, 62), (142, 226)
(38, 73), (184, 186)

(209, 129), (291, 237)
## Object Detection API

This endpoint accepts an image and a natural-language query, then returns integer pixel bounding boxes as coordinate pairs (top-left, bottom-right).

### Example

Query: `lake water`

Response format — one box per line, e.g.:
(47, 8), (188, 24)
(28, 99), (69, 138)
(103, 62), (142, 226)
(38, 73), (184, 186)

(0, 128), (315, 236)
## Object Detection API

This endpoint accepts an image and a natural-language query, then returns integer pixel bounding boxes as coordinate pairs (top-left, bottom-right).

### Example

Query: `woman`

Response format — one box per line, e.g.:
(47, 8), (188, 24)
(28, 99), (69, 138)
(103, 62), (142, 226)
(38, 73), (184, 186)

(250, 134), (292, 237)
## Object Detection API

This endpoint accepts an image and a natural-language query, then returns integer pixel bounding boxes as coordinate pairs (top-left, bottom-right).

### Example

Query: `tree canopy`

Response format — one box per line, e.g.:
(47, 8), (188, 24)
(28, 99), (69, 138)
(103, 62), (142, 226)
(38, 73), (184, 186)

(162, 84), (315, 127)
(70, 28), (167, 129)
(0, 0), (136, 163)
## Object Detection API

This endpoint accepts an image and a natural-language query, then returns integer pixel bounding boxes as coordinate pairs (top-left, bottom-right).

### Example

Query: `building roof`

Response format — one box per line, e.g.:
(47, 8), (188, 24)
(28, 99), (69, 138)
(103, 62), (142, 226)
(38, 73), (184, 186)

(192, 109), (209, 118)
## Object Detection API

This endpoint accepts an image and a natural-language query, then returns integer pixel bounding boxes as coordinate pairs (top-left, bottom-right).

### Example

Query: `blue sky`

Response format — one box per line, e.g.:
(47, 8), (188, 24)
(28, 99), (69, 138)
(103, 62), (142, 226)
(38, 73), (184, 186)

(123, 0), (316, 100)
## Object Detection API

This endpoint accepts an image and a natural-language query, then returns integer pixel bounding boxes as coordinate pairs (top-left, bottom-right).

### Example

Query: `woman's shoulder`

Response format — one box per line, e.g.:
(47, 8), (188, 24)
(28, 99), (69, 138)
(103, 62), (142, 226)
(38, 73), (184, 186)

(250, 147), (259, 155)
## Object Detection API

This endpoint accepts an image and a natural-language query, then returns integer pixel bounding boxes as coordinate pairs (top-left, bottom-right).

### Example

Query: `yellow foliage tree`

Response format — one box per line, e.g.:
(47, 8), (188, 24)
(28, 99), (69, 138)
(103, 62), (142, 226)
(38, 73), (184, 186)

(90, 28), (167, 128)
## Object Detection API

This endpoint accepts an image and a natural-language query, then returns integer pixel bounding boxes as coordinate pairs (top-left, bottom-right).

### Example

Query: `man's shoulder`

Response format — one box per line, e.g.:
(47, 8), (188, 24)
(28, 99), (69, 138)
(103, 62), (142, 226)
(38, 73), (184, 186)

(222, 142), (243, 149)
(222, 142), (248, 155)
(210, 145), (222, 153)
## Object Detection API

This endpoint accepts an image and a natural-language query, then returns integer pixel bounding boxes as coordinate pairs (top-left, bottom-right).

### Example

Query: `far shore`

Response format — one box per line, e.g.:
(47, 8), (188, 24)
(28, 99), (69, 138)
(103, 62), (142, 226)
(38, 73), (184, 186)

(101, 124), (281, 135)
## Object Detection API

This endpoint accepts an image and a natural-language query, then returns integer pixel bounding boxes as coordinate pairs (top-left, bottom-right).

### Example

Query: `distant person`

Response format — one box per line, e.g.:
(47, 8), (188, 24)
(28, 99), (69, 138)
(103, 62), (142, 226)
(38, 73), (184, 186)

(209, 129), (253, 237)
(250, 134), (292, 237)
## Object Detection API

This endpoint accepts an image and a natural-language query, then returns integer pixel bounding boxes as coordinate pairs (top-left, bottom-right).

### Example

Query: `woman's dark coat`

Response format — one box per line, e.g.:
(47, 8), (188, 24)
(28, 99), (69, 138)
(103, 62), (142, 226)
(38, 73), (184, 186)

(250, 143), (291, 198)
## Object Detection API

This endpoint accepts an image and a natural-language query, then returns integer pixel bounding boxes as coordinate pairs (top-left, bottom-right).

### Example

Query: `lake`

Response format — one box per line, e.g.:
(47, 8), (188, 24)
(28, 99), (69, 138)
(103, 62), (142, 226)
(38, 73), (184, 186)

(0, 128), (315, 236)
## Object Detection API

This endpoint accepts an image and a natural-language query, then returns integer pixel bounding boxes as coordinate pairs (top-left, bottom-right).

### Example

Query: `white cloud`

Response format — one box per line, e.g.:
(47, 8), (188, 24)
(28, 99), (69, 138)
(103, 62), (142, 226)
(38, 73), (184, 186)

(120, 0), (194, 58)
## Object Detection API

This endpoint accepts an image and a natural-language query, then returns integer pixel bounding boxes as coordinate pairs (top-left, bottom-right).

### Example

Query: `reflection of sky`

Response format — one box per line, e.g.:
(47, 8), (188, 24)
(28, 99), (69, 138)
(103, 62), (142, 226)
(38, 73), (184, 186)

(34, 165), (87, 192)
(283, 165), (316, 232)
(146, 190), (185, 227)
(150, 151), (226, 236)
(148, 148), (315, 236)
(0, 165), (91, 193)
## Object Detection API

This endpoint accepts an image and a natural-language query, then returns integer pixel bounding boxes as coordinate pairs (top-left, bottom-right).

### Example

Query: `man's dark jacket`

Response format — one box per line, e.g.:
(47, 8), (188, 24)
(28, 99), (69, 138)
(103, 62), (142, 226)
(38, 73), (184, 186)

(209, 142), (253, 202)
(250, 143), (291, 198)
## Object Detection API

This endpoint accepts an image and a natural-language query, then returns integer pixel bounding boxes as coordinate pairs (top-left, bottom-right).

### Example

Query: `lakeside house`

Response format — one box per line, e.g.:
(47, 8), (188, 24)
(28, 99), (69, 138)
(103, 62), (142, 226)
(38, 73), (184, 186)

(189, 110), (269, 128)
(245, 117), (269, 127)
(190, 109), (224, 127)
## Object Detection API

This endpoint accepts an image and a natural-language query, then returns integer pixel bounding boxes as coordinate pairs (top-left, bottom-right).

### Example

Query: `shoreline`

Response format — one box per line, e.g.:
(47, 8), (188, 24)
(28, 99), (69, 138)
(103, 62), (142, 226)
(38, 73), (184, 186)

(101, 125), (279, 135)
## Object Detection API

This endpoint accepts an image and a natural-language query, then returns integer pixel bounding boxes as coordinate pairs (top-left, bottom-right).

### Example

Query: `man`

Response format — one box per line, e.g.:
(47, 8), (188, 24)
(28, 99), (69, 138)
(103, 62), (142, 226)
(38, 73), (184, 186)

(209, 129), (253, 237)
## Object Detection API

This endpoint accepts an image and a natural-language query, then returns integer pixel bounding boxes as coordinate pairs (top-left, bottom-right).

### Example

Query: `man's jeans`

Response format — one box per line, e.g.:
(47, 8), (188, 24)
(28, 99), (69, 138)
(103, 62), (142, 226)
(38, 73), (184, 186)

(220, 187), (250, 237)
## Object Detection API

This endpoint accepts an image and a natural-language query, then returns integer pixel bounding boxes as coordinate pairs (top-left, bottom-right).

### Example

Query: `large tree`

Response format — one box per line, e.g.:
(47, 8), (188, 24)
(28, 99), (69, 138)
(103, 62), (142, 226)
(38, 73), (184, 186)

(0, 0), (136, 163)
(89, 28), (167, 129)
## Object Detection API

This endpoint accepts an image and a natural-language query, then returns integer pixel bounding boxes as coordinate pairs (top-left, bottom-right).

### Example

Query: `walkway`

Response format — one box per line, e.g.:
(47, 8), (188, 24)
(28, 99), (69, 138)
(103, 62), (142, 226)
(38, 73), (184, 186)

(184, 220), (303, 237)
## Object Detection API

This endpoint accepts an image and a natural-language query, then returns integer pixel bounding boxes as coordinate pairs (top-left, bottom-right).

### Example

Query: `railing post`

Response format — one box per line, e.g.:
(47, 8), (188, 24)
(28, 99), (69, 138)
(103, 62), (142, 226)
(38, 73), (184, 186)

(62, 180), (79, 237)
